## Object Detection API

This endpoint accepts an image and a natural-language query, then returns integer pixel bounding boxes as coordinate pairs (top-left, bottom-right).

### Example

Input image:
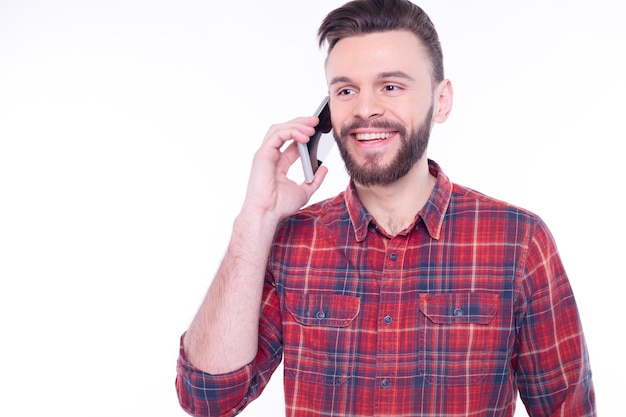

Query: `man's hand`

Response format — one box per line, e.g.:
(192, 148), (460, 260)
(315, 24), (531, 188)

(243, 116), (329, 223)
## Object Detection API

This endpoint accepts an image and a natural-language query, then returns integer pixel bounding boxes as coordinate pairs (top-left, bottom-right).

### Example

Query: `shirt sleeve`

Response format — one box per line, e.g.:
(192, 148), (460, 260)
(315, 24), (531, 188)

(175, 277), (283, 417)
(515, 218), (596, 417)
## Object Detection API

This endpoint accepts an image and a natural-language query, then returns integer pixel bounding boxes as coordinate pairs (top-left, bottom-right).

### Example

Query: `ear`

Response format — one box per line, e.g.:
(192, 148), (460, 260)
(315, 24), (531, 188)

(432, 79), (453, 124)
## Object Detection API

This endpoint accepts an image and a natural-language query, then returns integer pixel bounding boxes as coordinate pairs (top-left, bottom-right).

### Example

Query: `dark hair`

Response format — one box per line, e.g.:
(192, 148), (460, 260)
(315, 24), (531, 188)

(318, 0), (444, 84)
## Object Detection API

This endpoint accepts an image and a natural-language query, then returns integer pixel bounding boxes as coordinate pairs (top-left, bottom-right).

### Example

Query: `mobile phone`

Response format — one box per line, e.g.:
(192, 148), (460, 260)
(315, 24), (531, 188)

(298, 96), (332, 183)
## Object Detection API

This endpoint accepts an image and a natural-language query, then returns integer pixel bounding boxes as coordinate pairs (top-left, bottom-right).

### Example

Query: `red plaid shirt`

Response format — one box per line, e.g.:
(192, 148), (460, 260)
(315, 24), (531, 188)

(176, 160), (595, 417)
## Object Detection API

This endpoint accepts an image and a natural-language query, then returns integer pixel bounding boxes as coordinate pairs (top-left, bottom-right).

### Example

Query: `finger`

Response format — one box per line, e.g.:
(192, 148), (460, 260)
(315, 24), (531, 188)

(263, 117), (317, 148)
(281, 140), (301, 162)
(254, 124), (306, 168)
(275, 141), (302, 173)
(301, 165), (329, 199)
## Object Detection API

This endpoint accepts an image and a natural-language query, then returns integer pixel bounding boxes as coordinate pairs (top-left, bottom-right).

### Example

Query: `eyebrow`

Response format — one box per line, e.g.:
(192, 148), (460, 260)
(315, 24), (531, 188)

(329, 71), (416, 86)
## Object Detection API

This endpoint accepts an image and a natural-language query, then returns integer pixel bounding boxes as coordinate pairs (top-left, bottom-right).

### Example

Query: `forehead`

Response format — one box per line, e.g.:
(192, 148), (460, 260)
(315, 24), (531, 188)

(325, 30), (432, 83)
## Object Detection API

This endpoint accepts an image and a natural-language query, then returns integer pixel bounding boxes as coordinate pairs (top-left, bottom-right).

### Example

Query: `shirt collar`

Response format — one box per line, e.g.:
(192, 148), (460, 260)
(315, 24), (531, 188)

(344, 159), (452, 242)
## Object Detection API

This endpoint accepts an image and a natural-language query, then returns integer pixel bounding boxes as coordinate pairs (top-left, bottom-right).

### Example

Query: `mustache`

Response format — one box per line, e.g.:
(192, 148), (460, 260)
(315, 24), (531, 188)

(339, 119), (407, 138)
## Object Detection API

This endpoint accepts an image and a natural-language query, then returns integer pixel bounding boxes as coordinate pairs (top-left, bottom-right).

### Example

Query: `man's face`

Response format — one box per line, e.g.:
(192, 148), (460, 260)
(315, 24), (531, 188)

(325, 30), (437, 186)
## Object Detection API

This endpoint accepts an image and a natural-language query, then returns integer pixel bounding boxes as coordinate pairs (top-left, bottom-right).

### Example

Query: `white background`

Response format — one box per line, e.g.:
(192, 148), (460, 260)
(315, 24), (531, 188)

(1, 1), (623, 416)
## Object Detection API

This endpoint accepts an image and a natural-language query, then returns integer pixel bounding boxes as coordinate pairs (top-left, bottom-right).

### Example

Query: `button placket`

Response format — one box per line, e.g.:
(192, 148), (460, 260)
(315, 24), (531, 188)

(376, 238), (406, 402)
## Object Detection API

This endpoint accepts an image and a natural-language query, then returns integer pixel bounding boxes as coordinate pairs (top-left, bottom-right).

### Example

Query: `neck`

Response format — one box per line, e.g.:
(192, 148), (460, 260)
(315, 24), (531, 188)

(354, 158), (435, 236)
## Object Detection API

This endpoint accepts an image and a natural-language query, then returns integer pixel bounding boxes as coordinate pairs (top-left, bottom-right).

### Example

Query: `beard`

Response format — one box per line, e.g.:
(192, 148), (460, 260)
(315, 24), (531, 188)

(334, 105), (434, 186)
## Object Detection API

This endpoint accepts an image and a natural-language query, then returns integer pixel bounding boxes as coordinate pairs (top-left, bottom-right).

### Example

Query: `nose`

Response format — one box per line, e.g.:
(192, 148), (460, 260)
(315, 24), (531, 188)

(352, 91), (384, 121)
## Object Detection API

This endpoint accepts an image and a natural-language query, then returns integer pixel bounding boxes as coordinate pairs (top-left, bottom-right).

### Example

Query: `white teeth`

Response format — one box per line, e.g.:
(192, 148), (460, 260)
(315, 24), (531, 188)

(355, 132), (393, 141)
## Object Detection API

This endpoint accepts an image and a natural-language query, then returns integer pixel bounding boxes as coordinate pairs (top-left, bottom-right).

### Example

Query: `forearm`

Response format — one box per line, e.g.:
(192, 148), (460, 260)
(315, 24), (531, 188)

(183, 209), (280, 375)
(182, 116), (324, 375)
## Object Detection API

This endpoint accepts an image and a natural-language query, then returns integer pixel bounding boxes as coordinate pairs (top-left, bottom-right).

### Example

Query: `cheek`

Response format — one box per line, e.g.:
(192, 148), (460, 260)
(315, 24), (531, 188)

(329, 105), (350, 134)
(407, 99), (434, 126)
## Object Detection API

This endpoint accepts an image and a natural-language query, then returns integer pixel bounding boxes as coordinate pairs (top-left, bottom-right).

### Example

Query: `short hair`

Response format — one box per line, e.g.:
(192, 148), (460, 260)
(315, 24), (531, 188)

(318, 0), (444, 84)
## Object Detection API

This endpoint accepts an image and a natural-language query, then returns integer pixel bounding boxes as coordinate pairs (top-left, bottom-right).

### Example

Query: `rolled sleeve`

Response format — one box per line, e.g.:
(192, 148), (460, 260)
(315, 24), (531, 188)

(175, 334), (255, 417)
(175, 277), (284, 417)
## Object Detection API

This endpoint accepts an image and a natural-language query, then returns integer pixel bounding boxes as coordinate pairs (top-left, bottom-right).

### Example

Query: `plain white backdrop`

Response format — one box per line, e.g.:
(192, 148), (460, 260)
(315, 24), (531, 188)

(1, 1), (623, 416)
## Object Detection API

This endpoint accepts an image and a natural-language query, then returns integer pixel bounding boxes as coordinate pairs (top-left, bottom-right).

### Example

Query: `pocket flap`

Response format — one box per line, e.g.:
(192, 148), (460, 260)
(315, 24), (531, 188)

(286, 292), (360, 327)
(419, 292), (499, 325)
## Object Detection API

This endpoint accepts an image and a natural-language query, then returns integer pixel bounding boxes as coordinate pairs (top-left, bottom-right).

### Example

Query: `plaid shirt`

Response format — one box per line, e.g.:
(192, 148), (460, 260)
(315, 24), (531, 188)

(176, 160), (595, 417)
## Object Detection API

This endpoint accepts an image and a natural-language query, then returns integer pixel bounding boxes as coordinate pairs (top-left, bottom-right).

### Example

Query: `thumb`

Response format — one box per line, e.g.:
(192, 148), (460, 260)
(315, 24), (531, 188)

(301, 166), (328, 201)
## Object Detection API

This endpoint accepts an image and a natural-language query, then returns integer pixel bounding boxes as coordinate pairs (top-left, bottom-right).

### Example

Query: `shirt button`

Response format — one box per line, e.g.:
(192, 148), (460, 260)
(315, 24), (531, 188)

(389, 253), (397, 261)
(384, 315), (393, 324)
(453, 307), (464, 317)
(380, 379), (390, 389)
(316, 311), (326, 320)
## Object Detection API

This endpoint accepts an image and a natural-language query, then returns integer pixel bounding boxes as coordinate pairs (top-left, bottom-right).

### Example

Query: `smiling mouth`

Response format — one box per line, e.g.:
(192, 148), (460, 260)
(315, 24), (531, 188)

(355, 132), (394, 142)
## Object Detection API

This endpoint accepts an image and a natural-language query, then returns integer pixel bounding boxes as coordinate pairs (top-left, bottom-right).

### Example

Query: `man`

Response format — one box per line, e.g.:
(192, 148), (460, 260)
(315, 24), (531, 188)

(176, 0), (596, 416)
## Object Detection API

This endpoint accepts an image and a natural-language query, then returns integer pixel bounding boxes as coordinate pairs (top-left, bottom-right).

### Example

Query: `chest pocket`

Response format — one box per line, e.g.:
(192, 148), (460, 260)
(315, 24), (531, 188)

(284, 292), (360, 385)
(418, 292), (502, 386)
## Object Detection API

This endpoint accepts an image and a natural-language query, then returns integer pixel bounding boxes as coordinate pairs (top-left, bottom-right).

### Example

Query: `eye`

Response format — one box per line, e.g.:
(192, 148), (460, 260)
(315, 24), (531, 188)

(384, 84), (402, 92)
(337, 87), (355, 96)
